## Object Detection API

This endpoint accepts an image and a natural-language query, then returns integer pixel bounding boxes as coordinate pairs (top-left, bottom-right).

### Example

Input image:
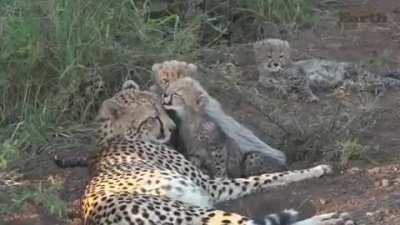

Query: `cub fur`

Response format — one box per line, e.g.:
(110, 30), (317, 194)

(155, 61), (288, 177)
(254, 38), (319, 102)
(254, 39), (400, 102)
(150, 60), (198, 94)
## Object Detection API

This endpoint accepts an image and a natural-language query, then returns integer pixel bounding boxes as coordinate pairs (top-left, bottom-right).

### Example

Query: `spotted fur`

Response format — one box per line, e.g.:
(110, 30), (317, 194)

(256, 44), (400, 102)
(150, 60), (198, 95)
(161, 74), (288, 177)
(80, 80), (352, 225)
(253, 39), (291, 73)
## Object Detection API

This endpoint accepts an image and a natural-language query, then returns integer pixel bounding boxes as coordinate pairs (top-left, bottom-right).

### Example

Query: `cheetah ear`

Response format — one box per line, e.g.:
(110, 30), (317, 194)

(122, 80), (139, 90)
(98, 99), (125, 121)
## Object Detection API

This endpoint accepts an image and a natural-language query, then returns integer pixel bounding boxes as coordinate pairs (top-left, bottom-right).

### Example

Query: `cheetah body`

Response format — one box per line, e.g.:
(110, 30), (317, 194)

(81, 80), (351, 225)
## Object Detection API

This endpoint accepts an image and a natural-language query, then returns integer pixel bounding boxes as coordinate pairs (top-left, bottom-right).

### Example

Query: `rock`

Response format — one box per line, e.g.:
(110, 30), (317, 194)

(347, 167), (361, 174)
(368, 167), (380, 175)
(366, 212), (374, 217)
(381, 179), (390, 187)
(319, 198), (329, 205)
(375, 179), (391, 187)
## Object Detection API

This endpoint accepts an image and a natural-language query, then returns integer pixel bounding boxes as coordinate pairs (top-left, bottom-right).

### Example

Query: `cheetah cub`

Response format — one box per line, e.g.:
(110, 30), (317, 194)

(150, 60), (198, 95)
(153, 60), (288, 178)
(161, 75), (289, 178)
(253, 38), (291, 73)
(254, 38), (320, 102)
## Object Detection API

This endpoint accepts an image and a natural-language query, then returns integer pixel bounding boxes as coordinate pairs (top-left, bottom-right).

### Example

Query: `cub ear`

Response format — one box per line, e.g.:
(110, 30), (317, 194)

(152, 63), (163, 73)
(152, 63), (164, 83)
(98, 99), (124, 121)
(122, 80), (139, 90)
(283, 40), (290, 48)
(186, 63), (198, 75)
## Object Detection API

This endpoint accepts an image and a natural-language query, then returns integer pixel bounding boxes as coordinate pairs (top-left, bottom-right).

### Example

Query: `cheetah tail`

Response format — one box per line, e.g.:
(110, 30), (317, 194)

(251, 209), (299, 225)
(201, 208), (298, 225)
(53, 154), (88, 168)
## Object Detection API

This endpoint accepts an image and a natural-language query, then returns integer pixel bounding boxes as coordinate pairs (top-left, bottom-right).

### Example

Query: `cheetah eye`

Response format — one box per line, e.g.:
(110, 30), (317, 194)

(267, 55), (272, 59)
(279, 55), (284, 58)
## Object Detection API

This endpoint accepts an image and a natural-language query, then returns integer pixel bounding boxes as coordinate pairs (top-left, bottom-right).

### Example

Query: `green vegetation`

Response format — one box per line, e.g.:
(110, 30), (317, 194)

(0, 0), (318, 219)
(335, 139), (368, 168)
(0, 176), (67, 217)
(0, 0), (318, 171)
(237, 0), (317, 27)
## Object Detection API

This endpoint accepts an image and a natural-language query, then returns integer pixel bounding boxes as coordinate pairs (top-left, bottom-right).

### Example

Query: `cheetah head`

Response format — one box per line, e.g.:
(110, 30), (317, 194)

(161, 77), (209, 118)
(152, 60), (198, 91)
(253, 38), (291, 73)
(96, 80), (176, 144)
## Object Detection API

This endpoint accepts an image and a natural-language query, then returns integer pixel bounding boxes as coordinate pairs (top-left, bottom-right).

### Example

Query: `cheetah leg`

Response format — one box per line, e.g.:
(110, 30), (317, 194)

(212, 149), (228, 178)
(206, 164), (332, 203)
(85, 194), (301, 225)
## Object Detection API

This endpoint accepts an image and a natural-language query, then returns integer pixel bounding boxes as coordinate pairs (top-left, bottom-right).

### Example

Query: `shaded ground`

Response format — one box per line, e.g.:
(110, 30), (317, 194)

(1, 159), (399, 225)
(1, 2), (400, 225)
(219, 164), (400, 225)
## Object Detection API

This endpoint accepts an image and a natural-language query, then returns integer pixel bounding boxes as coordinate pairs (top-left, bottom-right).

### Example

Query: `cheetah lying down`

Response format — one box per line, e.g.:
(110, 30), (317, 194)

(76, 77), (355, 225)
(254, 38), (400, 102)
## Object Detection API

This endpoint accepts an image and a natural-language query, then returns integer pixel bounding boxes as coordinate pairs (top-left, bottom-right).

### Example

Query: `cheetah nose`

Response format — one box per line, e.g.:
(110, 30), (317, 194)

(274, 63), (279, 67)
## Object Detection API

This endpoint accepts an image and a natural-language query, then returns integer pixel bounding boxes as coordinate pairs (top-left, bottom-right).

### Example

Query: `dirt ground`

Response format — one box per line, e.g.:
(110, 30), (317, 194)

(1, 159), (399, 225)
(1, 2), (400, 225)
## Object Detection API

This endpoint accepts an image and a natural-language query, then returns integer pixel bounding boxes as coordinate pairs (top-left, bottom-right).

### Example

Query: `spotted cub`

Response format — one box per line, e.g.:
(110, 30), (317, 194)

(157, 65), (289, 178)
(254, 38), (319, 102)
(150, 60), (198, 95)
(253, 38), (291, 73)
(80, 79), (354, 225)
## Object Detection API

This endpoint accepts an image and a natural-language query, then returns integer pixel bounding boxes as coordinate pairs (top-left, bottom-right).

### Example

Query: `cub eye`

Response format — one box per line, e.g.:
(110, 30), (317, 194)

(279, 55), (284, 58)
(267, 55), (272, 59)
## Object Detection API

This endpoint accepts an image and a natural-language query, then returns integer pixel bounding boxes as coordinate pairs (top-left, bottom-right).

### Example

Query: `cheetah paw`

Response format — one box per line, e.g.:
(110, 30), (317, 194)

(314, 164), (333, 177)
(296, 212), (355, 225)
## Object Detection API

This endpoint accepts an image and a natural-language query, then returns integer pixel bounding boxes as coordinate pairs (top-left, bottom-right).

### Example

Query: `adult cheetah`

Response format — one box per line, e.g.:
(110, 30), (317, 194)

(79, 80), (354, 225)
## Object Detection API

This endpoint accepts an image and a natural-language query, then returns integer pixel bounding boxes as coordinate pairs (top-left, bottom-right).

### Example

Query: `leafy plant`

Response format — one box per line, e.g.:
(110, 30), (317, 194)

(0, 176), (67, 217)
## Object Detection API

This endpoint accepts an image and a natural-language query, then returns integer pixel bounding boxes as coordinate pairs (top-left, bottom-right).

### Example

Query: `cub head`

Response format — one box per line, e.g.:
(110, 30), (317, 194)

(161, 77), (209, 116)
(152, 60), (198, 91)
(96, 80), (176, 144)
(253, 38), (291, 72)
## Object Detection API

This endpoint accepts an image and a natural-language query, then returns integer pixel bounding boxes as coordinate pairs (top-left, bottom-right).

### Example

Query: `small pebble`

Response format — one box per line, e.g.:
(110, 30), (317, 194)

(381, 179), (390, 187)
(347, 167), (361, 174)
(368, 167), (380, 175)
(319, 198), (329, 204)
